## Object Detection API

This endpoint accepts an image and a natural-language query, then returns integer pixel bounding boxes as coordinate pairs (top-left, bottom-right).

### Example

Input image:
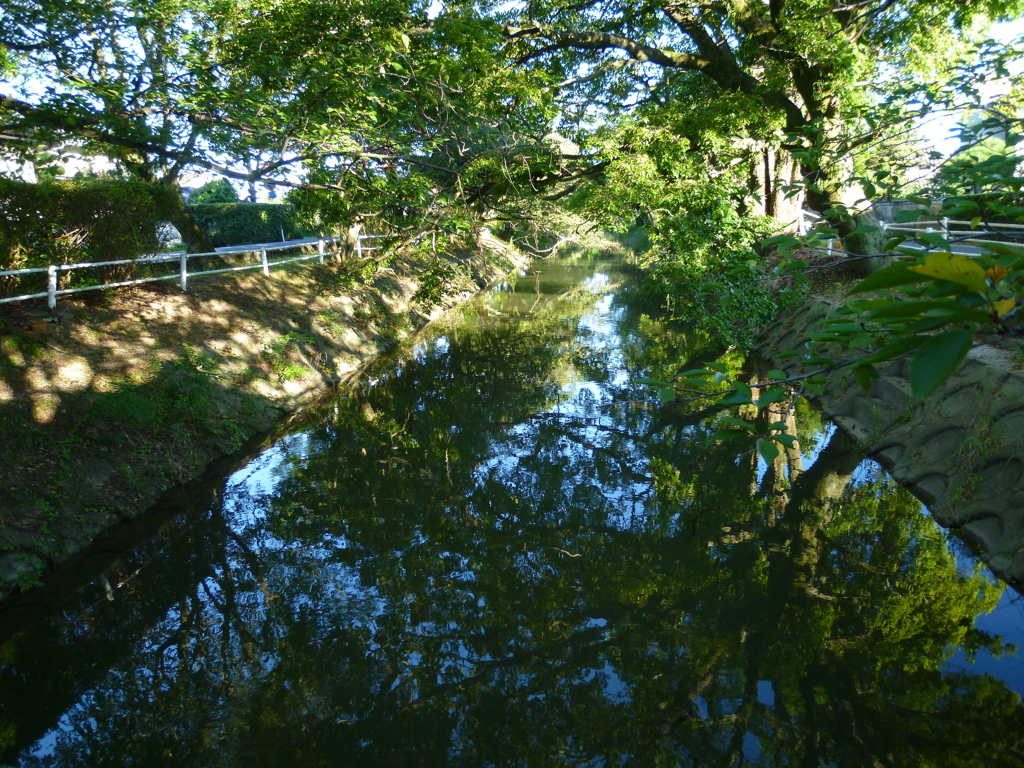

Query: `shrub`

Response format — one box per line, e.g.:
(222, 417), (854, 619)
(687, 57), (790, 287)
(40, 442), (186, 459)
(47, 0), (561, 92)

(0, 177), (171, 296)
(185, 202), (307, 247)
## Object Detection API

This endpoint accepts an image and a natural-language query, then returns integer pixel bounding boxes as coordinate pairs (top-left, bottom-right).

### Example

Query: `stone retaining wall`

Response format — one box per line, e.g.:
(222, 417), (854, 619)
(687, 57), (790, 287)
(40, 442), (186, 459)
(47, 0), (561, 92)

(758, 300), (1024, 587)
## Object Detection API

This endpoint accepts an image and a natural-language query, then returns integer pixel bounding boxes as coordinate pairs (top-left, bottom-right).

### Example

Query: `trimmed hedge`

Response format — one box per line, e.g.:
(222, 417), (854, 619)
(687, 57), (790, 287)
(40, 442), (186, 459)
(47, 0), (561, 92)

(186, 202), (308, 248)
(0, 178), (171, 296)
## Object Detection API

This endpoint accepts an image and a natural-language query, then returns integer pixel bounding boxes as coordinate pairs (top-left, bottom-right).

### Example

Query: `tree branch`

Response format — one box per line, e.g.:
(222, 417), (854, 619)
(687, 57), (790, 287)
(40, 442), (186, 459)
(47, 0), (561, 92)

(504, 23), (712, 70)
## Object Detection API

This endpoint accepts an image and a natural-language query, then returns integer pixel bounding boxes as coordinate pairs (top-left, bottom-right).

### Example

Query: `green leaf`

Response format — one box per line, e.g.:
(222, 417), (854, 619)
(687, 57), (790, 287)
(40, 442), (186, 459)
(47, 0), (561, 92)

(903, 315), (963, 334)
(755, 386), (788, 408)
(909, 328), (974, 399)
(979, 242), (1024, 257)
(918, 231), (951, 251)
(774, 433), (798, 449)
(705, 361), (728, 373)
(867, 299), (984, 321)
(861, 334), (927, 364)
(804, 379), (826, 396)
(656, 387), (677, 404)
(675, 377), (706, 389)
(762, 234), (799, 248)
(767, 369), (788, 381)
(709, 429), (749, 443)
(734, 381), (753, 400)
(756, 438), (780, 465)
(719, 416), (757, 433)
(720, 389), (753, 405)
(866, 301), (935, 320)
(894, 208), (926, 223)
(847, 264), (923, 295)
(852, 363), (876, 393)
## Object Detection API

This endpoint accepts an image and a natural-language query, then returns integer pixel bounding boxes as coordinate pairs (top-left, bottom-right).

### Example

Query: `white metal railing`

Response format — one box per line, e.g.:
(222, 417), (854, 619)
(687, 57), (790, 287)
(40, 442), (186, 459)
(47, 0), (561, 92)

(797, 209), (1024, 256)
(0, 232), (402, 309)
(797, 208), (821, 236)
(879, 217), (1024, 251)
(355, 233), (391, 259)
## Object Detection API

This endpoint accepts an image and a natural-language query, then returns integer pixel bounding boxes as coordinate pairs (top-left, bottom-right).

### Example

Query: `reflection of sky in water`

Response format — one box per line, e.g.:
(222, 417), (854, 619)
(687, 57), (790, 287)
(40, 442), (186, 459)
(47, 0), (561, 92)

(226, 433), (308, 504)
(13, 254), (1024, 765)
(196, 264), (1024, 722)
(947, 580), (1024, 694)
(756, 421), (838, 484)
(472, 275), (648, 528)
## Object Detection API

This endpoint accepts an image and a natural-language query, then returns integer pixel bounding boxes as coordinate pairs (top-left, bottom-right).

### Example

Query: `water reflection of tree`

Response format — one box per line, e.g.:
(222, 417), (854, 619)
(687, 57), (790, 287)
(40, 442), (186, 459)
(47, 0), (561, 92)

(3, 286), (1023, 766)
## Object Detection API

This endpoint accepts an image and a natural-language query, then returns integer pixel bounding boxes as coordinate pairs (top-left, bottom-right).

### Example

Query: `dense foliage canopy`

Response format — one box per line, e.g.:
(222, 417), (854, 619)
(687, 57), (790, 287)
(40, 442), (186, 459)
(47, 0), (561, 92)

(2, 0), (1024, 421)
(0, 0), (579, 251)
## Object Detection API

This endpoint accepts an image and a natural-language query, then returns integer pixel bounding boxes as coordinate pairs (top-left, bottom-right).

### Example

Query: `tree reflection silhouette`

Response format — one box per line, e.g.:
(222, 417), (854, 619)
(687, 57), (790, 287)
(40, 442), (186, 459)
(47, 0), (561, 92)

(1, 258), (1021, 766)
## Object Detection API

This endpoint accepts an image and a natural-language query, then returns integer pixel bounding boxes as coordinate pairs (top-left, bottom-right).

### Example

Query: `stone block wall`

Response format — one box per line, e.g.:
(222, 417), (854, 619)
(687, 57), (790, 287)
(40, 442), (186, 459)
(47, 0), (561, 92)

(758, 300), (1024, 587)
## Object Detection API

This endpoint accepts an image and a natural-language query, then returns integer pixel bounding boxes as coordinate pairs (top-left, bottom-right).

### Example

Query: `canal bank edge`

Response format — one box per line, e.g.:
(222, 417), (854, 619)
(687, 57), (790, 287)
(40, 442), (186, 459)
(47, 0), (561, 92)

(0, 231), (531, 597)
(757, 300), (1024, 589)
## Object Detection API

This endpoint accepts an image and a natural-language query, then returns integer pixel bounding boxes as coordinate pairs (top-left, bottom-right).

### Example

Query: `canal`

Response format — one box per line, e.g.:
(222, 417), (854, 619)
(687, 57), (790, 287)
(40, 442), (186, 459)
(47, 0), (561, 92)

(2, 251), (1023, 766)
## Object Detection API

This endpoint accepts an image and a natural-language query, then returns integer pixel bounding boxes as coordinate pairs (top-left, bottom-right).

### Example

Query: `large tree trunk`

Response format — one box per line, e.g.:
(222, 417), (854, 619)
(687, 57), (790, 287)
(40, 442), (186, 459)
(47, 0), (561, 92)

(337, 215), (363, 263)
(748, 143), (805, 231)
(160, 179), (215, 254)
(796, 111), (874, 266)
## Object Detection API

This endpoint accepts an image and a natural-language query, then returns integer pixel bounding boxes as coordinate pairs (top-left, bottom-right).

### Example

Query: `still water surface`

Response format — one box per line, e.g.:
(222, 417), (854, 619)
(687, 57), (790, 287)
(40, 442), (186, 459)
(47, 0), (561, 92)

(2, 252), (1024, 766)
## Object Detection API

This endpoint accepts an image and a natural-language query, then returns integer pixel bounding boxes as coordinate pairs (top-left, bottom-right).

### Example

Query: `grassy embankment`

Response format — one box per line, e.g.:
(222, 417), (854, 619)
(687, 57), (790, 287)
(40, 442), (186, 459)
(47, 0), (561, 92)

(0, 234), (530, 595)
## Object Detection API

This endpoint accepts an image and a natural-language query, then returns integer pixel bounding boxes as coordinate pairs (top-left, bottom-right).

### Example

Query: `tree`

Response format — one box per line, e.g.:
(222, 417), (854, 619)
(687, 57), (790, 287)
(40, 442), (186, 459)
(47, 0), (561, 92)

(497, 0), (1024, 247)
(487, 1), (1024, 445)
(1, 0), (241, 250)
(0, 1), (595, 256)
(188, 178), (239, 205)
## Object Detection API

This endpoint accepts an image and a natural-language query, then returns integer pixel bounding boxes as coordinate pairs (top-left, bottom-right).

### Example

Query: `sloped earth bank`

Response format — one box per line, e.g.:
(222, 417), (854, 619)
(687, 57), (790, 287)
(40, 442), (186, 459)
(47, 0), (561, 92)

(0, 233), (530, 595)
(758, 300), (1024, 590)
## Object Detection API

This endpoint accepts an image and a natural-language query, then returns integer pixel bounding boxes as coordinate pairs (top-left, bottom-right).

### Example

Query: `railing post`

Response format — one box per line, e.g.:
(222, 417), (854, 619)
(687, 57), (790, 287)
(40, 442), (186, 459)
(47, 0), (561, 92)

(318, 236), (325, 265)
(356, 236), (363, 260)
(179, 251), (188, 292)
(261, 248), (270, 276)
(47, 264), (57, 310)
(942, 216), (949, 237)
